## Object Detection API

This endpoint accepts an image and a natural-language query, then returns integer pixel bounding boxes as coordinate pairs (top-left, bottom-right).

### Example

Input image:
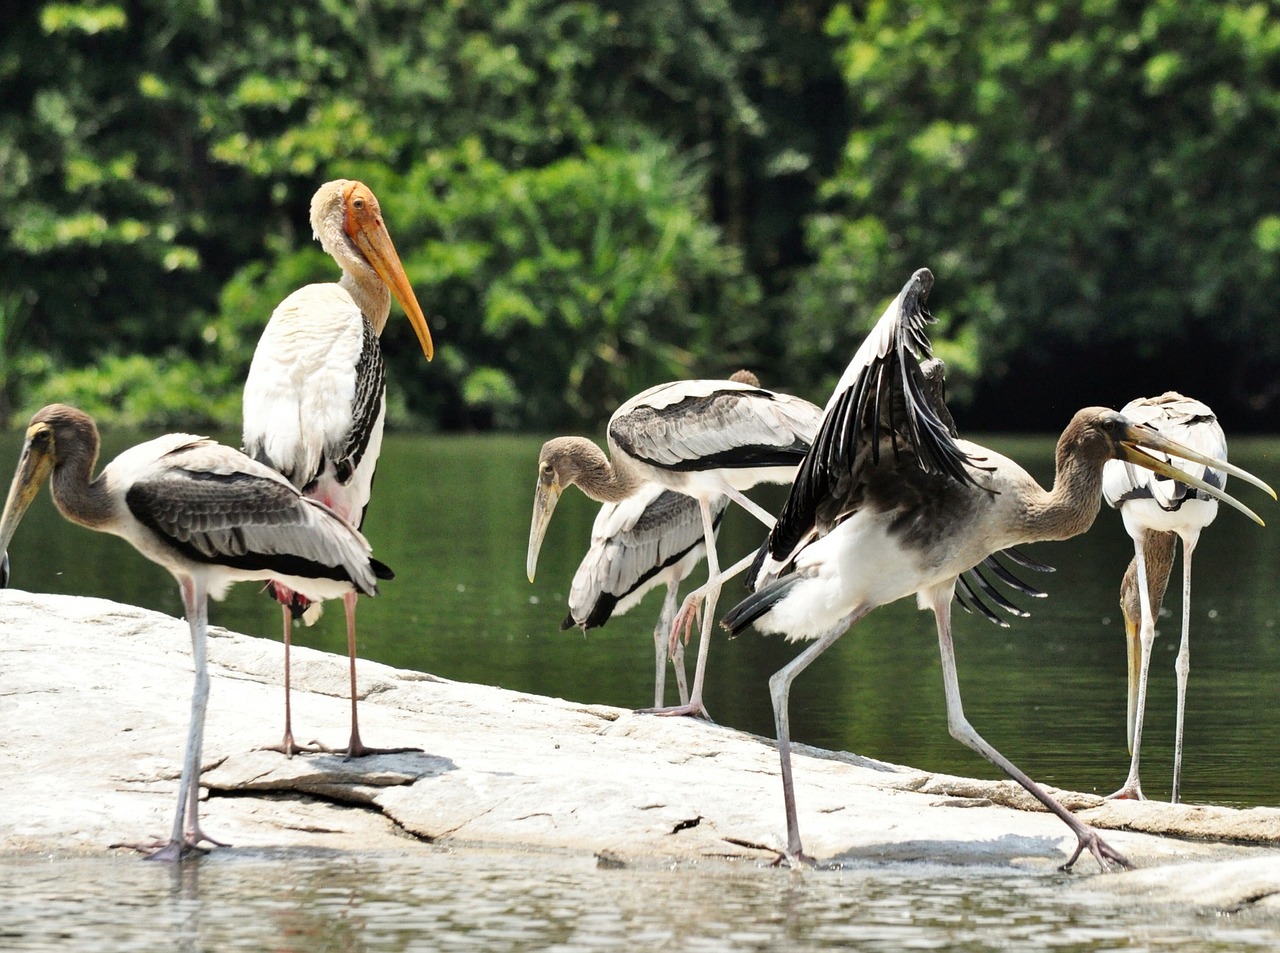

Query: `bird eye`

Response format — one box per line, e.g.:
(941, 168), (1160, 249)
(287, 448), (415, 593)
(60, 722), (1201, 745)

(353, 198), (365, 210)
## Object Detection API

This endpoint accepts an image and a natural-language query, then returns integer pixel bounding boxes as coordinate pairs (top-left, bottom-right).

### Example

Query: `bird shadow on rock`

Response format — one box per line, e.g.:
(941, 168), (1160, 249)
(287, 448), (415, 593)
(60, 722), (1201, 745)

(203, 748), (457, 801)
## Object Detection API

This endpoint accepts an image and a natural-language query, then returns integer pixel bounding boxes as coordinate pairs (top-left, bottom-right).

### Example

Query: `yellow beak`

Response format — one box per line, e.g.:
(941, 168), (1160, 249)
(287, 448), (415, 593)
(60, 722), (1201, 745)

(1118, 423), (1276, 526)
(347, 201), (434, 362)
(0, 432), (55, 569)
(526, 478), (563, 583)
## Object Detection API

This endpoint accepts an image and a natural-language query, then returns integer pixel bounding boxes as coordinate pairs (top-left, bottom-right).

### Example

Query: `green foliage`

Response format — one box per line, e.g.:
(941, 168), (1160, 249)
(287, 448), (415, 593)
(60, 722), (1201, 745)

(7, 0), (1280, 433)
(1, 0), (834, 430)
(797, 0), (1280, 413)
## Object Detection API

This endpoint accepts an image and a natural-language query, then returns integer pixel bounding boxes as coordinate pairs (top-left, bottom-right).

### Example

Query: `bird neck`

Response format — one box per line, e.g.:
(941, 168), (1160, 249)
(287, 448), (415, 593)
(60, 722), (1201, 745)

(339, 269), (392, 336)
(50, 448), (114, 531)
(564, 437), (646, 503)
(1022, 432), (1110, 542)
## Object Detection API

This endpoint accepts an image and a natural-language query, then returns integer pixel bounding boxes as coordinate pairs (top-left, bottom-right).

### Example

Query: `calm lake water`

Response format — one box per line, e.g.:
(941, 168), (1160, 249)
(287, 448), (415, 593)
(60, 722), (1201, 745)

(3, 429), (1280, 950)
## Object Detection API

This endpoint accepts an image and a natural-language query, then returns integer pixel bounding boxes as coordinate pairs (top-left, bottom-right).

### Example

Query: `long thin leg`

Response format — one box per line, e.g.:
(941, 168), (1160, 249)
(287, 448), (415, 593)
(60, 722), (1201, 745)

(1110, 539), (1154, 801)
(325, 592), (421, 759)
(147, 577), (224, 861)
(667, 549), (758, 653)
(647, 582), (692, 708)
(671, 635), (689, 707)
(719, 486), (776, 529)
(931, 589), (1132, 871)
(259, 605), (320, 757)
(643, 500), (723, 719)
(768, 612), (865, 866)
(1171, 530), (1200, 804)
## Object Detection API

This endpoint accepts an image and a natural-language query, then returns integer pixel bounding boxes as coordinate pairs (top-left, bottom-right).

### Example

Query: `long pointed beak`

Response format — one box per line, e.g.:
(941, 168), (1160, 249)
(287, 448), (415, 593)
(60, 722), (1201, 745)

(352, 220), (434, 362)
(1118, 424), (1275, 526)
(527, 480), (563, 583)
(1124, 608), (1140, 755)
(0, 438), (55, 571)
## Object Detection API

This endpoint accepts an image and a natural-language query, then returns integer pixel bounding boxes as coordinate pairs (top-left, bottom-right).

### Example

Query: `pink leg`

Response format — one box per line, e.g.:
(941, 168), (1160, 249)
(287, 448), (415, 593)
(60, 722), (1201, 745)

(260, 604), (320, 757)
(315, 592), (421, 759)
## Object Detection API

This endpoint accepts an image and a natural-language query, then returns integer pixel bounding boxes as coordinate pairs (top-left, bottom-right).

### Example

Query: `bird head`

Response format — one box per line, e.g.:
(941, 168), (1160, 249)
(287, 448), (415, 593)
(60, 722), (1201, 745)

(0, 405), (87, 572)
(311, 179), (434, 362)
(526, 437), (606, 583)
(1096, 410), (1276, 525)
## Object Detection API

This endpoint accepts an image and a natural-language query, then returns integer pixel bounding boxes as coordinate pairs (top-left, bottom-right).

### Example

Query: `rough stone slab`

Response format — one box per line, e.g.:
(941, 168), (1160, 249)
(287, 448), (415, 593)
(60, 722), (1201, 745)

(1, 590), (1278, 909)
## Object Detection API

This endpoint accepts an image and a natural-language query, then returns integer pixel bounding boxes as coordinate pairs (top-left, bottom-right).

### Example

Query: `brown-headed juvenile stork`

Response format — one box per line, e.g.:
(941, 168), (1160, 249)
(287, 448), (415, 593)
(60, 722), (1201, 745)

(527, 377), (825, 720)
(721, 268), (1275, 871)
(242, 179), (433, 758)
(1102, 392), (1230, 803)
(0, 404), (392, 861)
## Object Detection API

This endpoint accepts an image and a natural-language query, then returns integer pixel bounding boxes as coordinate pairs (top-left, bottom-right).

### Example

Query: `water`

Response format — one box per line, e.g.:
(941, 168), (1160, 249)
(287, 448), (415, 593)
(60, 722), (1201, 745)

(2, 850), (1278, 952)
(2, 430), (1279, 950)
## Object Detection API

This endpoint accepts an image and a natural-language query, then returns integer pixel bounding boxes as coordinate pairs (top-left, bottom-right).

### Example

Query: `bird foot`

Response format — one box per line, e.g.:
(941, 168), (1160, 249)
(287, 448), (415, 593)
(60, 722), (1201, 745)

(638, 701), (715, 723)
(310, 739), (424, 759)
(668, 594), (705, 655)
(1060, 829), (1134, 873)
(117, 828), (228, 862)
(1104, 782), (1146, 801)
(769, 848), (818, 870)
(258, 735), (324, 759)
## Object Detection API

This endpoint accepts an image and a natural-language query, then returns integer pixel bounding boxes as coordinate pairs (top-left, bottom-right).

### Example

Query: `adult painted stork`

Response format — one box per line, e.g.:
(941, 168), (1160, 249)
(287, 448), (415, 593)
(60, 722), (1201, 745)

(0, 405), (391, 861)
(1102, 392), (1229, 803)
(561, 480), (730, 709)
(242, 179), (433, 758)
(527, 377), (825, 719)
(721, 268), (1274, 871)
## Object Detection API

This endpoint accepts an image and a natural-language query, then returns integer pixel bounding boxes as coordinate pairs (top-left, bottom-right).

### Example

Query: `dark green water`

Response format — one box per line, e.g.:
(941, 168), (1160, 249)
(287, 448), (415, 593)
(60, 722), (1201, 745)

(4, 431), (1280, 808)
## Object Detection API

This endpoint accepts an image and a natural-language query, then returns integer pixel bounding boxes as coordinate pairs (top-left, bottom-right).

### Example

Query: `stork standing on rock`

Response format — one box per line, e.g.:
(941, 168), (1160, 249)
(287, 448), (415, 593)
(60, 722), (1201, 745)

(721, 268), (1274, 870)
(527, 376), (824, 720)
(242, 179), (434, 757)
(0, 404), (391, 860)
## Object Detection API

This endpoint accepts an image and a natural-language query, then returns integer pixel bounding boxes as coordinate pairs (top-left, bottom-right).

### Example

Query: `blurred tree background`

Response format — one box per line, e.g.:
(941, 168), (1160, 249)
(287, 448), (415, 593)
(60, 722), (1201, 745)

(1, 0), (1278, 434)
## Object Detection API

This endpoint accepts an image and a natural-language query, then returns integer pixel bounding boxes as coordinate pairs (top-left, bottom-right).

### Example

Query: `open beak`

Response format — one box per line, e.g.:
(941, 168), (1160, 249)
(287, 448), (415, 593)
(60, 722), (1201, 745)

(347, 204), (434, 362)
(0, 433), (55, 572)
(526, 478), (564, 583)
(1117, 423), (1276, 526)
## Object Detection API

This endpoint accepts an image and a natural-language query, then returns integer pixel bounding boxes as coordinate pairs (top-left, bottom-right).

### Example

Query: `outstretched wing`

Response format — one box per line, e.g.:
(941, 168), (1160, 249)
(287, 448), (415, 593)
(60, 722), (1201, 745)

(767, 268), (987, 564)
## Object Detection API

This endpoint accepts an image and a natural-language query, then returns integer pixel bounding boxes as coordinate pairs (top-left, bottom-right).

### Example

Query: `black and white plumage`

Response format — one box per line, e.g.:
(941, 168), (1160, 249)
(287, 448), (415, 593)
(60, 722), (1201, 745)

(1102, 392), (1229, 803)
(527, 376), (825, 719)
(721, 268), (1273, 871)
(561, 483), (730, 709)
(242, 179), (433, 758)
(0, 404), (391, 861)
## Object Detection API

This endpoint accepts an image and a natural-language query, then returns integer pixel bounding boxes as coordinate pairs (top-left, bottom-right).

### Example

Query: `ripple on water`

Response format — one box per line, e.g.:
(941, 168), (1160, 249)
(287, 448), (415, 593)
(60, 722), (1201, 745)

(1, 849), (1278, 952)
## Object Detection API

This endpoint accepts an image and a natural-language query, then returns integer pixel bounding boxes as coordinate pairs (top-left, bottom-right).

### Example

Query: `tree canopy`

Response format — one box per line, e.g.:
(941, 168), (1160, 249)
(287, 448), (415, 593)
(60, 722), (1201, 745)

(3, 0), (1279, 432)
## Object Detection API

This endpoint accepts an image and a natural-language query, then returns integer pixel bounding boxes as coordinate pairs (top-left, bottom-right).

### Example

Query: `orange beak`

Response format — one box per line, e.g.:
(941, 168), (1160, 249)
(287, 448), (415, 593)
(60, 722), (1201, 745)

(344, 184), (434, 362)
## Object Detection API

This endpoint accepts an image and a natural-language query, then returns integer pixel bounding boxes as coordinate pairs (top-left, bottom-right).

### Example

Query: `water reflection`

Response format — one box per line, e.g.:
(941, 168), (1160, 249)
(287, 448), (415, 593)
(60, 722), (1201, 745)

(2, 850), (1278, 952)
(2, 432), (1278, 808)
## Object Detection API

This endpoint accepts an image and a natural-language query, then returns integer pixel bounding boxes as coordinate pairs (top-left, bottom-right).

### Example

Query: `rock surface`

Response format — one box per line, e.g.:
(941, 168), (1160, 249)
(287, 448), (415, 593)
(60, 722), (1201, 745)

(1, 590), (1277, 909)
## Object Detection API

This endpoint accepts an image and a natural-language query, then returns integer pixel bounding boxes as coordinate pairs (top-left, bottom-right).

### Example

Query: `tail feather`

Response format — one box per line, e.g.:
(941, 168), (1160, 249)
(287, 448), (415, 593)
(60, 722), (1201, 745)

(264, 581), (322, 626)
(721, 575), (802, 636)
(371, 558), (395, 581)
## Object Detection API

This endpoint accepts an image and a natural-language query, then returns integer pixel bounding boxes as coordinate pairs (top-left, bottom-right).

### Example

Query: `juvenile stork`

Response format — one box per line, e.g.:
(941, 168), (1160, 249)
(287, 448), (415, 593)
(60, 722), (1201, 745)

(242, 179), (433, 757)
(561, 482), (729, 709)
(1102, 392), (1229, 803)
(527, 377), (824, 719)
(721, 268), (1274, 871)
(0, 404), (392, 861)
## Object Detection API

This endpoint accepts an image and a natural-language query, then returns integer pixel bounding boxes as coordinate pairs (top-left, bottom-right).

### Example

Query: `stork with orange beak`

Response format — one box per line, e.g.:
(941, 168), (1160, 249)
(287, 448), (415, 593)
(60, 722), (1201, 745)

(242, 179), (434, 757)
